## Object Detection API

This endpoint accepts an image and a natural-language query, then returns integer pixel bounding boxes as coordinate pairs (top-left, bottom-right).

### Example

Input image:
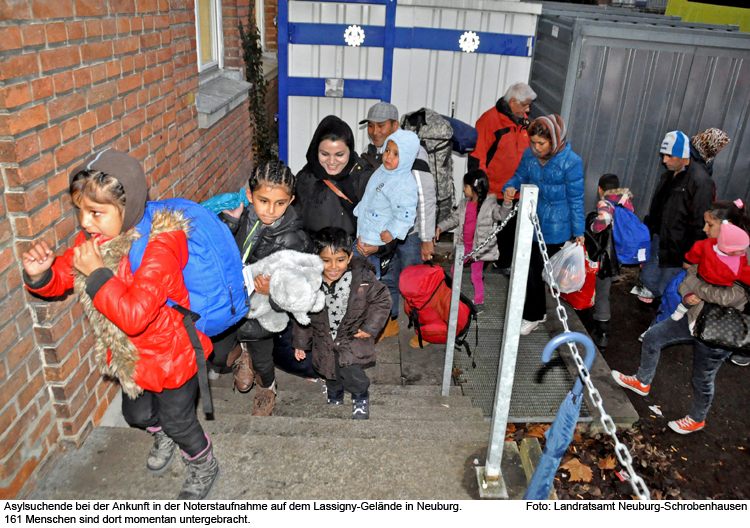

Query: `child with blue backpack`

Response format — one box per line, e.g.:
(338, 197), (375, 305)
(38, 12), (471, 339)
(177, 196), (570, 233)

(21, 149), (221, 500)
(585, 173), (637, 348)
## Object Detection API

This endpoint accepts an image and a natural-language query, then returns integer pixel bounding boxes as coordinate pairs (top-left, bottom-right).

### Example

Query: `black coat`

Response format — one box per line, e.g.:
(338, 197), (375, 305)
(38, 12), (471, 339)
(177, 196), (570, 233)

(646, 161), (715, 269)
(220, 205), (312, 264)
(292, 258), (391, 379)
(294, 155), (373, 237)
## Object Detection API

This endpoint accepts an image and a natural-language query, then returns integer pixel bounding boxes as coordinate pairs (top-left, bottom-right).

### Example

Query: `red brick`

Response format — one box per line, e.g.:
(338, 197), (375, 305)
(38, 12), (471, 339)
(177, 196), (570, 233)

(40, 47), (80, 72)
(45, 22), (67, 44)
(62, 392), (96, 436)
(92, 121), (121, 147)
(87, 80), (117, 106)
(130, 16), (142, 32)
(0, 83), (32, 109)
(75, 0), (107, 16)
(15, 200), (63, 237)
(89, 63), (106, 83)
(54, 135), (90, 167)
(143, 66), (163, 85)
(0, 53), (39, 81)
(66, 21), (85, 41)
(0, 322), (18, 355)
(120, 55), (134, 74)
(0, 406), (17, 438)
(0, 367), (28, 411)
(111, 0), (136, 15)
(105, 60), (121, 78)
(28, 410), (52, 448)
(30, 0), (74, 19)
(114, 35), (139, 55)
(122, 108), (145, 131)
(21, 24), (46, 47)
(39, 125), (61, 152)
(118, 73), (141, 94)
(7, 153), (55, 186)
(0, 0), (32, 21)
(46, 171), (68, 199)
(79, 110), (96, 131)
(14, 133), (40, 162)
(117, 17), (130, 35)
(0, 104), (46, 135)
(48, 92), (85, 120)
(5, 183), (48, 213)
(95, 104), (111, 124)
(31, 77), (53, 100)
(0, 454), (44, 500)
(0, 218), (11, 245)
(54, 208), (76, 241)
(84, 19), (102, 38)
(111, 98), (125, 117)
(101, 18), (117, 36)
(133, 52), (145, 70)
(6, 333), (35, 373)
(0, 26), (21, 51)
(137, 0), (158, 13)
(60, 117), (80, 141)
(0, 408), (35, 459)
(73, 67), (92, 89)
(80, 40), (112, 62)
(53, 71), (74, 94)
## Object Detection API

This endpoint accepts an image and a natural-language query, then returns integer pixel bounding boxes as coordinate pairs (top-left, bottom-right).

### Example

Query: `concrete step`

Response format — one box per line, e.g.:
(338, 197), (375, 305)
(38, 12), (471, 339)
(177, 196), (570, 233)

(31, 426), (529, 500)
(208, 386), (473, 409)
(205, 395), (485, 421)
(199, 415), (491, 442)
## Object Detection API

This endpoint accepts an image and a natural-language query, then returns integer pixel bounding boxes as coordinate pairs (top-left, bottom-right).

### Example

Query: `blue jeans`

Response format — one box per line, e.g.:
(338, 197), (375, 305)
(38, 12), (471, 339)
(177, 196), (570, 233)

(640, 234), (683, 298)
(380, 232), (424, 318)
(352, 245), (381, 279)
(636, 317), (732, 422)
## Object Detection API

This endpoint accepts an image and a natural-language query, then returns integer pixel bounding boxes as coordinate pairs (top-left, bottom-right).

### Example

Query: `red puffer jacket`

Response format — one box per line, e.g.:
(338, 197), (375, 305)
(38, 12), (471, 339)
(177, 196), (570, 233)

(27, 228), (212, 395)
(469, 99), (530, 195)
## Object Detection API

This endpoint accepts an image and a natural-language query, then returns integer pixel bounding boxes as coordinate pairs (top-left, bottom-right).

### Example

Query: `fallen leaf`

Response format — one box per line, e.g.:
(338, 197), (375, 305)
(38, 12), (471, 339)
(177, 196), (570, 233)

(506, 423), (516, 434)
(573, 433), (583, 443)
(598, 455), (616, 470)
(452, 367), (462, 377)
(526, 424), (550, 438)
(562, 458), (593, 483)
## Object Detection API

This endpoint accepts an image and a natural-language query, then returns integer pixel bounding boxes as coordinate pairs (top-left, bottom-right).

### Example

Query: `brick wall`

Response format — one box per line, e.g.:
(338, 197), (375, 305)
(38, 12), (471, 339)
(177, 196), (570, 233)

(0, 0), (255, 498)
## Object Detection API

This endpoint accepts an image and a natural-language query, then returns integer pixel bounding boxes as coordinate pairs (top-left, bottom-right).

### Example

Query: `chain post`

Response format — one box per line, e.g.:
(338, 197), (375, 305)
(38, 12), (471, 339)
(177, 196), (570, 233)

(529, 210), (651, 501)
(477, 185), (538, 499)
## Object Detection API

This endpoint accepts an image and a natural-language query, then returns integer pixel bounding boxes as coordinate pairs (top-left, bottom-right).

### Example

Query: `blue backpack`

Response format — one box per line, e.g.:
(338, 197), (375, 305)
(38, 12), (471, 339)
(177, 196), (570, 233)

(129, 198), (247, 337)
(656, 270), (687, 323)
(612, 204), (651, 265)
(441, 115), (478, 154)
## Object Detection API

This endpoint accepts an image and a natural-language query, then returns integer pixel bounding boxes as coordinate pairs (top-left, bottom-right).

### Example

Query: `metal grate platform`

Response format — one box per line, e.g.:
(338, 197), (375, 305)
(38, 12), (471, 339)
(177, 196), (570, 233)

(453, 269), (591, 422)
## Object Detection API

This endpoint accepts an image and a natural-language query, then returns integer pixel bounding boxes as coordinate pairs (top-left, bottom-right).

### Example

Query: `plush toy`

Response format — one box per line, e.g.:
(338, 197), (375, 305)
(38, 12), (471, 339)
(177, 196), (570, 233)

(246, 250), (326, 332)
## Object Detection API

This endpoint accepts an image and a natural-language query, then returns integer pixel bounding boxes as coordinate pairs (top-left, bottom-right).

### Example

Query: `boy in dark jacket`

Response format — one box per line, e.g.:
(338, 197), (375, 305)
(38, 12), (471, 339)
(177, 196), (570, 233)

(585, 174), (634, 348)
(293, 227), (391, 419)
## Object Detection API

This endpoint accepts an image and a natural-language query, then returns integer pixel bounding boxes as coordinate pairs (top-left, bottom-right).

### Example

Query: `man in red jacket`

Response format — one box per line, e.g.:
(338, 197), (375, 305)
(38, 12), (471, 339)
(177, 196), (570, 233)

(469, 82), (537, 272)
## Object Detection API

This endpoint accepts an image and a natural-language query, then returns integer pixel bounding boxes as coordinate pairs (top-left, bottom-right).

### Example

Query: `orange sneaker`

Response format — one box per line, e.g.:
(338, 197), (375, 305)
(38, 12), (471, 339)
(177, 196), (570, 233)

(611, 370), (650, 396)
(668, 415), (705, 434)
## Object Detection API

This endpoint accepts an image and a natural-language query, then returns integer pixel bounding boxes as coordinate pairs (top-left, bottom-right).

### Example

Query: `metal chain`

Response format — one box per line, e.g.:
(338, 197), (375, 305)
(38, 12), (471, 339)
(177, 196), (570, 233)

(462, 202), (518, 263)
(529, 205), (651, 501)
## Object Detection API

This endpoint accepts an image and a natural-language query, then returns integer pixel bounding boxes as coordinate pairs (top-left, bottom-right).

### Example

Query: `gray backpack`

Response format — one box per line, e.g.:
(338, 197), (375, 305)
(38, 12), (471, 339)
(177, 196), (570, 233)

(401, 108), (455, 225)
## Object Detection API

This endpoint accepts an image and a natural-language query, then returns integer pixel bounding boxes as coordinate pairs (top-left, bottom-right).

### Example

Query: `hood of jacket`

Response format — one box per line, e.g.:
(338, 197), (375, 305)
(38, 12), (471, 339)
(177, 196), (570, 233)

(73, 207), (190, 399)
(603, 188), (634, 210)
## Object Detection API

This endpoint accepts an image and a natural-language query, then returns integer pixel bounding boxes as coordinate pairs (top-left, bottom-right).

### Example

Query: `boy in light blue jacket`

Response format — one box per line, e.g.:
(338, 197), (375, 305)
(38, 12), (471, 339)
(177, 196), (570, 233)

(353, 128), (419, 278)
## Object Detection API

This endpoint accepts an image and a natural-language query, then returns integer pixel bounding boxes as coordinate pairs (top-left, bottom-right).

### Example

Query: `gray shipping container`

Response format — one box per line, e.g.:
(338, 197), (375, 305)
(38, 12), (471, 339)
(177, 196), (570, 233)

(528, 6), (750, 218)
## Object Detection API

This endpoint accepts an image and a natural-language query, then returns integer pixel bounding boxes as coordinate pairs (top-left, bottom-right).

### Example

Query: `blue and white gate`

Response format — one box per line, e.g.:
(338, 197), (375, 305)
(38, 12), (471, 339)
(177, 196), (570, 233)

(279, 0), (541, 188)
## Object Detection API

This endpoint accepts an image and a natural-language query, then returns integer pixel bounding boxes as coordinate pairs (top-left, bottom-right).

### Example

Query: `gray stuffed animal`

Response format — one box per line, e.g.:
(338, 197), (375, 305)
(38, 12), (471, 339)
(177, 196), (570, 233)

(246, 250), (326, 332)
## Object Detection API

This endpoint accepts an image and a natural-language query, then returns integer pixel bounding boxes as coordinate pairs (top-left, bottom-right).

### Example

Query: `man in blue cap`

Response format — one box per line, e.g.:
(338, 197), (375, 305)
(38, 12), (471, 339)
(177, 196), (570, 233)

(636, 131), (715, 302)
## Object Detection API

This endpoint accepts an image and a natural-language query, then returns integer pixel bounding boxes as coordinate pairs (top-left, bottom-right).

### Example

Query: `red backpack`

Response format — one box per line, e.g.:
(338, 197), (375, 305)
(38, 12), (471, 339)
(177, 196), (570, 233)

(399, 264), (478, 365)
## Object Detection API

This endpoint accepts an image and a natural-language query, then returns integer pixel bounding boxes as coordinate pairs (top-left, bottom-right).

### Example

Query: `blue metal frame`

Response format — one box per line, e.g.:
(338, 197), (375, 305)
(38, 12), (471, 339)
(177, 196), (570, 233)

(278, 0), (535, 162)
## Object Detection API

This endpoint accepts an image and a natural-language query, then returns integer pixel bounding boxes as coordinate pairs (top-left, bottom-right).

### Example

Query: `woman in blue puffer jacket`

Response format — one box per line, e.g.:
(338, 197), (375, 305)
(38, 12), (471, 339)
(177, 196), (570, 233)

(503, 114), (585, 335)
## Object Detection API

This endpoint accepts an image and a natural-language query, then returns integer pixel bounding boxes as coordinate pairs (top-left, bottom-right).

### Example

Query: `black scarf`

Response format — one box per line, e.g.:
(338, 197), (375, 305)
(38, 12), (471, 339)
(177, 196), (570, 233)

(302, 116), (361, 212)
(495, 98), (530, 129)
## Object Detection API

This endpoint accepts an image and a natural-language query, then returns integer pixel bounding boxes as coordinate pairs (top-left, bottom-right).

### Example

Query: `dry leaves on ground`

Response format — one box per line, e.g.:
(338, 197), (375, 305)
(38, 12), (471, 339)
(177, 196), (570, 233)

(562, 458), (593, 482)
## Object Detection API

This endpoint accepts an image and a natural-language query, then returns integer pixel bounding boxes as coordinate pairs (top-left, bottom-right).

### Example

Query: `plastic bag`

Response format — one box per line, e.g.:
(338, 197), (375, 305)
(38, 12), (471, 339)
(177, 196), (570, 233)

(200, 189), (250, 215)
(543, 241), (586, 294)
(561, 250), (599, 309)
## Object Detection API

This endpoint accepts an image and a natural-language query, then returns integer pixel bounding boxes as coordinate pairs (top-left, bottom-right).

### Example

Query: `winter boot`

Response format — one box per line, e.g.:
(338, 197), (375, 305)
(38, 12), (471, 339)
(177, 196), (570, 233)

(591, 320), (610, 349)
(352, 391), (370, 420)
(146, 427), (176, 475)
(178, 435), (220, 500)
(231, 343), (255, 393)
(377, 317), (400, 342)
(252, 379), (276, 416)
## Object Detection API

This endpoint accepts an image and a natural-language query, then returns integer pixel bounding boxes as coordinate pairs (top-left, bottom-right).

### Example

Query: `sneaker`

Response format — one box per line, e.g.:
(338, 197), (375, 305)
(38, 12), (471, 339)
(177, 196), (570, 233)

(327, 386), (344, 405)
(730, 354), (750, 367)
(668, 415), (705, 434)
(251, 380), (276, 416)
(377, 317), (400, 342)
(146, 429), (176, 475)
(520, 316), (546, 336)
(352, 396), (370, 420)
(638, 331), (646, 343)
(611, 370), (650, 396)
(475, 303), (484, 314)
(178, 435), (220, 500)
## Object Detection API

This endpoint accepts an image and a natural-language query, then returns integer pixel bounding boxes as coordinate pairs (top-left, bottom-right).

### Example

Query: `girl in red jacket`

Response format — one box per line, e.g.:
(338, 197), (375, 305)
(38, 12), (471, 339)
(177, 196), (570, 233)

(21, 149), (219, 500)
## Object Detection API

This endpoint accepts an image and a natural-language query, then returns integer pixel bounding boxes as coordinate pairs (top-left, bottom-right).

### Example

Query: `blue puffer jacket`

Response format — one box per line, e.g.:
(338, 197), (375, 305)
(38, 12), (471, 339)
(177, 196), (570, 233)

(503, 143), (585, 245)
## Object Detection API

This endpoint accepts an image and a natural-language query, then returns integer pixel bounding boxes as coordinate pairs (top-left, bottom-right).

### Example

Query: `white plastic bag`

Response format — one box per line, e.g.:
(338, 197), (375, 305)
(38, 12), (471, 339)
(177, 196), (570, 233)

(542, 241), (586, 294)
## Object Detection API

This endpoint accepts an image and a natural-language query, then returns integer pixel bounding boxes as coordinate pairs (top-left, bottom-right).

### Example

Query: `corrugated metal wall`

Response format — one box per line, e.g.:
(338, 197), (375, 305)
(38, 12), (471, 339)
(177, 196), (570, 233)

(530, 11), (750, 217)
